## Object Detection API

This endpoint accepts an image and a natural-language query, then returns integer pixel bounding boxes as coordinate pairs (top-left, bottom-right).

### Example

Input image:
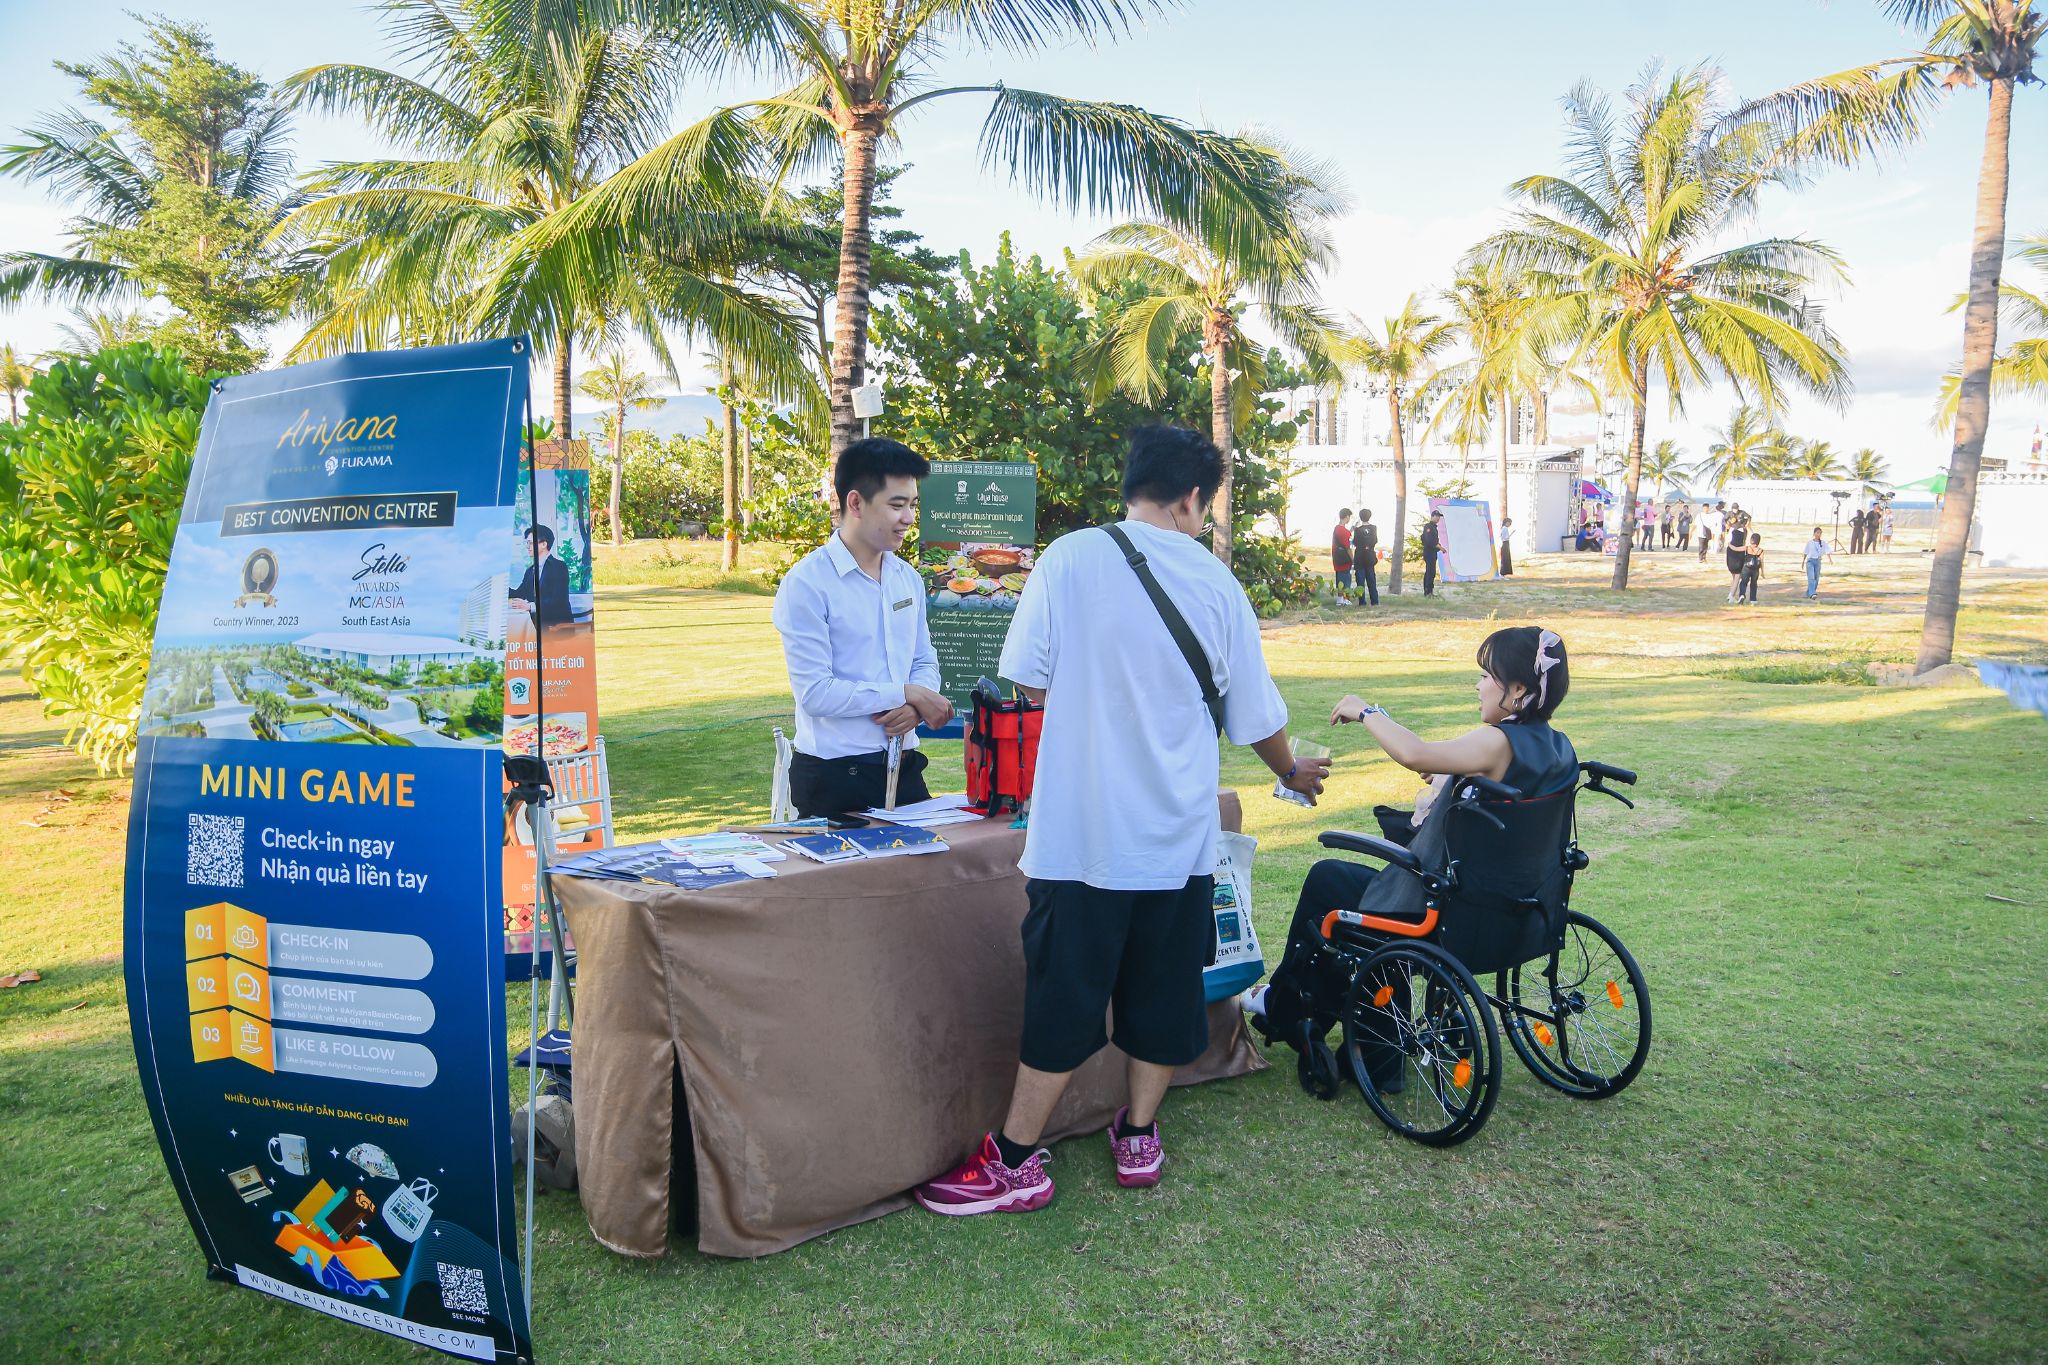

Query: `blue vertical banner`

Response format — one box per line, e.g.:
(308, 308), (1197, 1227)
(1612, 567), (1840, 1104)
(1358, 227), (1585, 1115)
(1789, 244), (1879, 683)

(124, 338), (535, 1362)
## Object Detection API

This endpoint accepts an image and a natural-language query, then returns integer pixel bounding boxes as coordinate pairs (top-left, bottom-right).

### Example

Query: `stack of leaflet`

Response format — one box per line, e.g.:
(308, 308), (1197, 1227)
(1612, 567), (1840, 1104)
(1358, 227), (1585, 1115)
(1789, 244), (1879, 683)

(781, 824), (949, 864)
(660, 833), (784, 879)
(857, 793), (983, 829)
(552, 842), (753, 891)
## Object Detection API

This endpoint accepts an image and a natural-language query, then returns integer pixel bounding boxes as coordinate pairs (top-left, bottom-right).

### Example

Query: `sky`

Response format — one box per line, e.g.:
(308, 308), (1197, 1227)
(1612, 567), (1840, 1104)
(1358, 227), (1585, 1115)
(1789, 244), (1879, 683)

(2, 0), (2044, 482)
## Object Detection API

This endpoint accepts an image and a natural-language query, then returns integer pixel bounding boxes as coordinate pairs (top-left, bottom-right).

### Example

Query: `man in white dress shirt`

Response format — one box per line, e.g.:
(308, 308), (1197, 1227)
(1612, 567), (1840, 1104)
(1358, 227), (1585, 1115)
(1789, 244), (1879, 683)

(912, 426), (1329, 1217)
(772, 438), (954, 817)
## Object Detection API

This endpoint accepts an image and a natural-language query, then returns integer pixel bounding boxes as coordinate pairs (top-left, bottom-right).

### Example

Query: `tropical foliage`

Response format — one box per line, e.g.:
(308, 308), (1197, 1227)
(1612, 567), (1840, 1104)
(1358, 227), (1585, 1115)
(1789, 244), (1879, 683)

(1345, 296), (1456, 593)
(579, 351), (663, 544)
(0, 20), (305, 373)
(0, 343), (209, 770)
(1481, 64), (1851, 589)
(1935, 231), (2048, 421)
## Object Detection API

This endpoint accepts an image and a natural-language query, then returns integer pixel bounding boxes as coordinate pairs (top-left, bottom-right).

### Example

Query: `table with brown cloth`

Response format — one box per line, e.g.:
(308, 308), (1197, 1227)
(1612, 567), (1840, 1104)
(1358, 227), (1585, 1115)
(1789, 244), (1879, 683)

(551, 791), (1263, 1259)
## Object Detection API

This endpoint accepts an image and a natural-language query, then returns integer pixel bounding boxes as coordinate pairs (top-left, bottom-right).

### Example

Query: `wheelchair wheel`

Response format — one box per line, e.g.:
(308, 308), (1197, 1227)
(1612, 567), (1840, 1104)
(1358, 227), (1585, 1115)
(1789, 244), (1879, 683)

(1497, 911), (1650, 1099)
(1340, 941), (1500, 1147)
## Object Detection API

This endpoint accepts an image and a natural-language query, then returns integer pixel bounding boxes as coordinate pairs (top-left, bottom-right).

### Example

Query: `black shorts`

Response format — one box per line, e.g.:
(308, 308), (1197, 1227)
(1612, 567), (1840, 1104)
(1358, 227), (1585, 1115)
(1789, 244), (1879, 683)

(1018, 876), (1215, 1073)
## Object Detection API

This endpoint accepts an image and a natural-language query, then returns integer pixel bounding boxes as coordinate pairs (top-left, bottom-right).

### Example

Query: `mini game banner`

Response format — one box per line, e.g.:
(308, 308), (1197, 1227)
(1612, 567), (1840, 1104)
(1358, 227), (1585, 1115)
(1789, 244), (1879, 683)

(125, 338), (534, 1362)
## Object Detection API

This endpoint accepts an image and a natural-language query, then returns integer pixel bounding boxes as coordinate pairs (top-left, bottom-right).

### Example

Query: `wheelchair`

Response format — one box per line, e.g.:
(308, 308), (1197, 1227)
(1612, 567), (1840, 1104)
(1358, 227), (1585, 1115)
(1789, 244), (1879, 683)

(1251, 761), (1650, 1147)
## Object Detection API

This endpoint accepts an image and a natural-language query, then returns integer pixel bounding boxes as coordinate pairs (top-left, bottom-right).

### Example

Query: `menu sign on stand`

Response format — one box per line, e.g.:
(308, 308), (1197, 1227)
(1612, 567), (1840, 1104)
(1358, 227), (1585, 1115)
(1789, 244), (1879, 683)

(125, 338), (534, 1362)
(914, 461), (1039, 720)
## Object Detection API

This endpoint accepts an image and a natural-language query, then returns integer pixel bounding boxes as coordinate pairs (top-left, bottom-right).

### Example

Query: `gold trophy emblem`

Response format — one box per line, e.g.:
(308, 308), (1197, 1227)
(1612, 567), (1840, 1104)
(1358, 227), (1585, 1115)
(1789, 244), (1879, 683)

(235, 548), (279, 608)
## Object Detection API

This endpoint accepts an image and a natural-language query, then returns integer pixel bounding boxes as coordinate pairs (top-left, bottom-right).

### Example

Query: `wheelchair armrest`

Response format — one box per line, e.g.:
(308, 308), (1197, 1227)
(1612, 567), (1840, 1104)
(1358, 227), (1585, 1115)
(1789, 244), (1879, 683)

(1318, 830), (1423, 875)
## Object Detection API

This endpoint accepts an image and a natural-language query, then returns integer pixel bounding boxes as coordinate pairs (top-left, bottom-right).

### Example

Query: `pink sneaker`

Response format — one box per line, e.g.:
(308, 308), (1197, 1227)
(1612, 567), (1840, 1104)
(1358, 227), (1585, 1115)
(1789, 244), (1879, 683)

(912, 1134), (1054, 1216)
(1107, 1106), (1164, 1188)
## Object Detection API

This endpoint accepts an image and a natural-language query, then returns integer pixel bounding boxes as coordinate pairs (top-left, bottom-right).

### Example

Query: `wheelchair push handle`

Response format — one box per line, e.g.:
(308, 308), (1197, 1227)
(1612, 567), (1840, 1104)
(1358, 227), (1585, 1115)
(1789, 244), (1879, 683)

(1445, 774), (1519, 831)
(1579, 759), (1637, 808)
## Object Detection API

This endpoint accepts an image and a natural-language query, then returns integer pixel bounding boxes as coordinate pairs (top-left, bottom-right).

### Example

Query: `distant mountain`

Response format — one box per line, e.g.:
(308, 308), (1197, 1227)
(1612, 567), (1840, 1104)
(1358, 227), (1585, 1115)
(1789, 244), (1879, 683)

(568, 394), (726, 450)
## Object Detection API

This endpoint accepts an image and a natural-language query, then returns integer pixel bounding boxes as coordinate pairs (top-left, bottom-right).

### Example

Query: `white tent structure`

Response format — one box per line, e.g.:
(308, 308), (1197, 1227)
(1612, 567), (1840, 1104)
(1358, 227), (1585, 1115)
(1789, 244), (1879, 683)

(1973, 470), (2048, 568)
(1273, 443), (1588, 555)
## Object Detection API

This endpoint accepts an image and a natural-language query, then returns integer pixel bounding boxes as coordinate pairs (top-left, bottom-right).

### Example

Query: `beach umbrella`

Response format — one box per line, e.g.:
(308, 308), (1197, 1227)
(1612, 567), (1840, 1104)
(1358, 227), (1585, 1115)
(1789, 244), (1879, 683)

(1579, 480), (1615, 502)
(1897, 471), (1948, 495)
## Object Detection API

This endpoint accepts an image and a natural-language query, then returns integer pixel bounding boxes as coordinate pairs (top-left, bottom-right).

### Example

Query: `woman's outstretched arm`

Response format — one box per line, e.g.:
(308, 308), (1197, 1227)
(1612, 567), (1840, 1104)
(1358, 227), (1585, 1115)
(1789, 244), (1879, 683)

(1331, 696), (1513, 781)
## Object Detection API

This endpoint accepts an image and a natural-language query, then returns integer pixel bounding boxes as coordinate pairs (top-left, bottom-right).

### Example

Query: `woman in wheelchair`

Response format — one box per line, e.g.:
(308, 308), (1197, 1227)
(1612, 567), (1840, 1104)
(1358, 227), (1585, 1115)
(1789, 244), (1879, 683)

(1245, 628), (1579, 1088)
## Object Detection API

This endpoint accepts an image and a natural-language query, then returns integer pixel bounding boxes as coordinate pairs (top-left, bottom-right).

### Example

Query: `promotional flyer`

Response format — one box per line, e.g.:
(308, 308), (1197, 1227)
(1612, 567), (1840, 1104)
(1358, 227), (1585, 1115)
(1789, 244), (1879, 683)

(1428, 495), (1499, 582)
(502, 437), (602, 960)
(914, 460), (1038, 716)
(125, 338), (534, 1362)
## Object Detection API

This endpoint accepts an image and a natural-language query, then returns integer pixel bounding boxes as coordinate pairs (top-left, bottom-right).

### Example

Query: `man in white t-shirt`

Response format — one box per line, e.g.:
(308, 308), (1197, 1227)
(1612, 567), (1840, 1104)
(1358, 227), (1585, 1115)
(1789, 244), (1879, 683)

(913, 427), (1330, 1217)
(1696, 502), (1724, 562)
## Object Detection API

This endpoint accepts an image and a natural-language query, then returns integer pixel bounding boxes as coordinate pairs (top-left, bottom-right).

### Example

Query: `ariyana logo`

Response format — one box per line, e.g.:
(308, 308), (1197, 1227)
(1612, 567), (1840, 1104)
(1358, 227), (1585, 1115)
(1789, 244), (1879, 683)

(278, 409), (399, 475)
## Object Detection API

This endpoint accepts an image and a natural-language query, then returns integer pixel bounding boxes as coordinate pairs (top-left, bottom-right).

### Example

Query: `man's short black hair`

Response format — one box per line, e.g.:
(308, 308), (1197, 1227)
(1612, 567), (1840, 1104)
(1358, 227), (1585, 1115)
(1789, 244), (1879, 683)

(526, 524), (556, 550)
(1121, 426), (1223, 509)
(1338, 507), (1353, 519)
(1360, 509), (1372, 520)
(835, 438), (930, 509)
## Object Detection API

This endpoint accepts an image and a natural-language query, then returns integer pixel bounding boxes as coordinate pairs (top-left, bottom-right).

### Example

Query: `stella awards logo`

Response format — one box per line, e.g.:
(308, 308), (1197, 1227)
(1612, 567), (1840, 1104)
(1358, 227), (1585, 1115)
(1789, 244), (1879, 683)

(235, 547), (279, 608)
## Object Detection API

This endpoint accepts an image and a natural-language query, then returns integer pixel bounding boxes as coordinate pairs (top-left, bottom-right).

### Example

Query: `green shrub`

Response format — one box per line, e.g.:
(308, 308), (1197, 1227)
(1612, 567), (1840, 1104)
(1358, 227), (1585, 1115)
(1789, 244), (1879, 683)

(0, 344), (209, 771)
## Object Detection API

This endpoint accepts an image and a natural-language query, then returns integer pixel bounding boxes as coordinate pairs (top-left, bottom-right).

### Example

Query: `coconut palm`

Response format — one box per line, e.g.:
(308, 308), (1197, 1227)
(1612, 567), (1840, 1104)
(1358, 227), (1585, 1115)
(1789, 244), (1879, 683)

(498, 0), (1297, 461)
(1071, 134), (1347, 565)
(1791, 437), (1848, 479)
(1851, 446), (1892, 494)
(1694, 404), (1784, 488)
(1423, 260), (1543, 526)
(1642, 438), (1686, 497)
(52, 308), (155, 355)
(279, 0), (804, 436)
(1754, 1), (2043, 668)
(0, 344), (35, 423)
(1346, 297), (1456, 594)
(1934, 231), (2048, 421)
(579, 350), (663, 547)
(1486, 66), (1852, 589)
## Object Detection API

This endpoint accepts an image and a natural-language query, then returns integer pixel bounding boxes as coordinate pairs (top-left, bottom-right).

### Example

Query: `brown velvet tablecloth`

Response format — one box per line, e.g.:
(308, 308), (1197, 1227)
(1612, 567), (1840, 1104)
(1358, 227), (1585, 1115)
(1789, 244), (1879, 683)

(552, 791), (1261, 1259)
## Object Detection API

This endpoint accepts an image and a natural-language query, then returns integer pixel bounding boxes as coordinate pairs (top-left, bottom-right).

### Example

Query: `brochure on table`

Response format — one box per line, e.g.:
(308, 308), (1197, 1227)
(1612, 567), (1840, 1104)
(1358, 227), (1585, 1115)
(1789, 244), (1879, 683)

(125, 338), (534, 1362)
(915, 461), (1039, 732)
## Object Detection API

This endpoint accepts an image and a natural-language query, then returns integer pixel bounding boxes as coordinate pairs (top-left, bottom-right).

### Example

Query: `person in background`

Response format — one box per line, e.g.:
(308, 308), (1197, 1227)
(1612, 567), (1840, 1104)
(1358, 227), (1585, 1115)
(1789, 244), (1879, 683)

(771, 438), (953, 817)
(1724, 512), (1750, 602)
(1331, 508), (1355, 603)
(1355, 509), (1381, 606)
(1881, 503), (1895, 551)
(1638, 498), (1657, 551)
(1420, 511), (1442, 595)
(1660, 502), (1675, 548)
(1848, 508), (1865, 554)
(1497, 516), (1515, 577)
(1739, 533), (1764, 604)
(1803, 525), (1826, 600)
(911, 426), (1328, 1217)
(1697, 501), (1723, 562)
(1677, 503), (1694, 552)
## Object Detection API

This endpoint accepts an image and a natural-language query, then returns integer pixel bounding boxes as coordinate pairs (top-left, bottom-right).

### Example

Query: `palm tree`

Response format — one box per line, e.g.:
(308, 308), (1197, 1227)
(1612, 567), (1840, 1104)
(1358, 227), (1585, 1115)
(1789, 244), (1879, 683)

(1695, 404), (1784, 489)
(579, 350), (663, 547)
(1755, 1), (2043, 667)
(1642, 438), (1685, 497)
(1347, 297), (1456, 594)
(280, 0), (801, 436)
(52, 308), (154, 355)
(1791, 438), (1848, 479)
(507, 0), (1297, 461)
(0, 344), (35, 422)
(1424, 260), (1540, 526)
(1071, 135), (1346, 565)
(1935, 231), (2048, 421)
(1487, 66), (1852, 589)
(1851, 446), (1892, 495)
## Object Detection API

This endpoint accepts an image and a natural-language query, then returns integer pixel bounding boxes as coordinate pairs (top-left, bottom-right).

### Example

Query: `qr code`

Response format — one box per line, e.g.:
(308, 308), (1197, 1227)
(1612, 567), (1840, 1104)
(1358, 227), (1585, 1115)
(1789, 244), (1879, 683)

(186, 814), (245, 888)
(437, 1262), (488, 1316)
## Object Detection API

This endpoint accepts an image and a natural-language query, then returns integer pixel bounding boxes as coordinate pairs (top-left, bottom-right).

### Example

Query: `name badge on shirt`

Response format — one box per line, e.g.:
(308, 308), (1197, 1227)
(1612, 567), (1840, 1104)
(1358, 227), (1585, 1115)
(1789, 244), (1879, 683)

(892, 597), (914, 612)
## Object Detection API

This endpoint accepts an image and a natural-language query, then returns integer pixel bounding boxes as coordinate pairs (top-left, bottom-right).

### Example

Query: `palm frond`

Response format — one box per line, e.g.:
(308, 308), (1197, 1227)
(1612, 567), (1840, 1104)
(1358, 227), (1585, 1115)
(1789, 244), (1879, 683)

(0, 252), (135, 307)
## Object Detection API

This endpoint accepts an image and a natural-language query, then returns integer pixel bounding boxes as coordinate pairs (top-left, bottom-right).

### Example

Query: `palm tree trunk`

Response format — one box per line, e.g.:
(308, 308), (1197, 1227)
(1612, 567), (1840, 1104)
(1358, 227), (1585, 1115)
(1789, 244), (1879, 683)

(609, 395), (626, 547)
(1387, 388), (1408, 595)
(1532, 388), (1549, 446)
(1206, 324), (1234, 568)
(1918, 74), (2013, 673)
(720, 353), (739, 572)
(553, 336), (572, 440)
(1611, 381), (1648, 591)
(741, 423), (754, 529)
(1495, 389), (1511, 531)
(830, 121), (882, 461)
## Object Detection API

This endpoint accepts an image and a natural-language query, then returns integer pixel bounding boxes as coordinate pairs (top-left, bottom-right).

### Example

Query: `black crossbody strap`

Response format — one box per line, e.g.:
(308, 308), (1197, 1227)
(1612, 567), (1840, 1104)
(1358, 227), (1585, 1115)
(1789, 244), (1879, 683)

(1102, 523), (1225, 736)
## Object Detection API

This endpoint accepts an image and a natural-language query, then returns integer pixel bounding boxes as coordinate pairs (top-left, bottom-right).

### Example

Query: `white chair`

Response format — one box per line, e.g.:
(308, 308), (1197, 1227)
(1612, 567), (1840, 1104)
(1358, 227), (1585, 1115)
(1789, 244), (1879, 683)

(544, 735), (615, 850)
(770, 726), (796, 823)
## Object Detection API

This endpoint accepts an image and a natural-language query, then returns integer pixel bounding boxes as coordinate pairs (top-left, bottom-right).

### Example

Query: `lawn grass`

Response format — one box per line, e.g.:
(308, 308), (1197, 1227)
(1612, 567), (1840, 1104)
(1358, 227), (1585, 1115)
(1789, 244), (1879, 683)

(3, 544), (2046, 1362)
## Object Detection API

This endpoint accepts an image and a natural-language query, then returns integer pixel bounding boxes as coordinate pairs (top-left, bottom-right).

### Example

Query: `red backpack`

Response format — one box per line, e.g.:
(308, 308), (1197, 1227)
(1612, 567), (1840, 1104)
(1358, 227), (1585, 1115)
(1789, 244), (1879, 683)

(964, 683), (1043, 816)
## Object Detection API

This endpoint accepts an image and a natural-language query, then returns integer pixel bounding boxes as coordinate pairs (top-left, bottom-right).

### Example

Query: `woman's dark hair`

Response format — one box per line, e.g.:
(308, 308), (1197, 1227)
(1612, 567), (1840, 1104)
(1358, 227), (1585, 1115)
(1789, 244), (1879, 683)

(1477, 625), (1569, 721)
(1122, 425), (1223, 508)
